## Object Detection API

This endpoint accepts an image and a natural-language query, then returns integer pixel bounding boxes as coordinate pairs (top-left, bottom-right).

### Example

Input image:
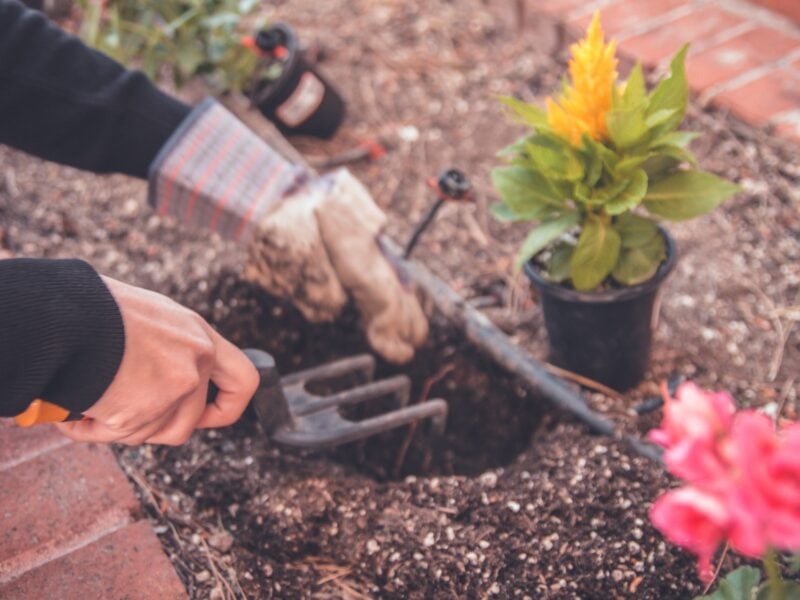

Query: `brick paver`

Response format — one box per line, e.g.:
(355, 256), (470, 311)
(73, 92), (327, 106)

(0, 522), (186, 600)
(0, 420), (187, 598)
(686, 25), (800, 91)
(0, 442), (139, 580)
(571, 0), (690, 37)
(619, 5), (747, 66)
(749, 0), (800, 24)
(0, 419), (71, 470)
(713, 64), (800, 124)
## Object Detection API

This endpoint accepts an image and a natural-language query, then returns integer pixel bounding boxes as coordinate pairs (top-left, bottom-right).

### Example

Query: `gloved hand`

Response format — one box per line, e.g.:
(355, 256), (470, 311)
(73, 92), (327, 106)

(149, 99), (427, 363)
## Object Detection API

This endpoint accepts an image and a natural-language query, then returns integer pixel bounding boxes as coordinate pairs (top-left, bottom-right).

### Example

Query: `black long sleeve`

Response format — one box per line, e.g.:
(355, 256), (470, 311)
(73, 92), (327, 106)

(0, 0), (191, 178)
(0, 259), (125, 417)
(0, 1), (194, 417)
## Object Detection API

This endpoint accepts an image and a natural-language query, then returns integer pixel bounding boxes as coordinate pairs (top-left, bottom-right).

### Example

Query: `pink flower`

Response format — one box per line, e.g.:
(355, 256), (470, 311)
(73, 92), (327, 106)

(648, 382), (800, 583)
(650, 487), (730, 582)
(648, 382), (735, 484)
(727, 413), (800, 556)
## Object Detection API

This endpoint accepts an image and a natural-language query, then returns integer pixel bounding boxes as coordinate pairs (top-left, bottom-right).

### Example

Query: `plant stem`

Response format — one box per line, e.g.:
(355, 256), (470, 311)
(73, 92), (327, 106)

(765, 548), (785, 600)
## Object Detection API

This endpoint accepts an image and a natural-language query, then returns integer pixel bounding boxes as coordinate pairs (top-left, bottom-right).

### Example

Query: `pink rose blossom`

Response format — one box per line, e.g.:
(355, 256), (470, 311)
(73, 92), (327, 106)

(650, 487), (730, 582)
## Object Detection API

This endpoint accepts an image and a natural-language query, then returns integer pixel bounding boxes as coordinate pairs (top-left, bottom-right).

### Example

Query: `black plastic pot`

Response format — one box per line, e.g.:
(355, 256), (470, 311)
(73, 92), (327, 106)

(250, 23), (346, 139)
(524, 228), (676, 392)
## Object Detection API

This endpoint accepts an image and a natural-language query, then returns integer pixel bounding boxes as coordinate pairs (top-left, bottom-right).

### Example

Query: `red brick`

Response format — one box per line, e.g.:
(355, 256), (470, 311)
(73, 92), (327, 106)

(686, 26), (800, 91)
(0, 443), (139, 580)
(0, 419), (71, 470)
(748, 0), (800, 25)
(0, 521), (187, 600)
(619, 5), (746, 66)
(776, 119), (800, 143)
(571, 0), (689, 37)
(535, 0), (596, 18)
(712, 66), (800, 124)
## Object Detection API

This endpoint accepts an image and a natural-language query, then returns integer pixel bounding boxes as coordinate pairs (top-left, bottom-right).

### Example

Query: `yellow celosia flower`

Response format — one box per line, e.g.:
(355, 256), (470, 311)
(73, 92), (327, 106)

(546, 12), (618, 146)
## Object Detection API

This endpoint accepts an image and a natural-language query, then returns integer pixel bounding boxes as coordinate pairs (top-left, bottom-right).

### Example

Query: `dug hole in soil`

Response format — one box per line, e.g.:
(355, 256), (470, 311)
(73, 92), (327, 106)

(2, 0), (799, 598)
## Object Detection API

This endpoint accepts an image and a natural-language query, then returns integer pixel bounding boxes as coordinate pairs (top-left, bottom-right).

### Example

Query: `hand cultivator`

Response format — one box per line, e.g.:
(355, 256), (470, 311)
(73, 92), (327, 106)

(231, 349), (448, 449)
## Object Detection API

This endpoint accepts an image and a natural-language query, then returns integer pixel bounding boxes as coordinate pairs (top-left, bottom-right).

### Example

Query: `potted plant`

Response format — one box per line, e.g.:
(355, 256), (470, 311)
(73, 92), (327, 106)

(491, 13), (740, 391)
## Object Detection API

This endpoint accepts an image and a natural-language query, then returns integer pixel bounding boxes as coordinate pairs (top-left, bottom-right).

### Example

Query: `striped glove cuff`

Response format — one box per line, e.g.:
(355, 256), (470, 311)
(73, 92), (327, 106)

(148, 98), (306, 241)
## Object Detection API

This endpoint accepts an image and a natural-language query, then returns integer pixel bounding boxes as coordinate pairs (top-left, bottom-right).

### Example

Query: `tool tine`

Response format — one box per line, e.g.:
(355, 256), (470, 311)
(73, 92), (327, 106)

(272, 399), (448, 449)
(281, 354), (375, 387)
(291, 375), (411, 416)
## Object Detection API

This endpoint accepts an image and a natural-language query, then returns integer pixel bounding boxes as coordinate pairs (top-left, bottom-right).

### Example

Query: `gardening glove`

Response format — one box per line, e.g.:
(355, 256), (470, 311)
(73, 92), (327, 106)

(148, 99), (428, 363)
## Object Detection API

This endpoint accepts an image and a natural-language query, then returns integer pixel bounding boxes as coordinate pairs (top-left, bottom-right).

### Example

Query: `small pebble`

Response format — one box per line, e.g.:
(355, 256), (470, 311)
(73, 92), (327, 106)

(208, 531), (234, 553)
(196, 570), (211, 583)
(479, 472), (498, 487)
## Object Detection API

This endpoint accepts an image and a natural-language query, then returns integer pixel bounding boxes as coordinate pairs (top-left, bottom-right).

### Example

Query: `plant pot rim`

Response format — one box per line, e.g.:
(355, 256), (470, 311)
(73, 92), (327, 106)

(524, 225), (677, 304)
(251, 22), (301, 106)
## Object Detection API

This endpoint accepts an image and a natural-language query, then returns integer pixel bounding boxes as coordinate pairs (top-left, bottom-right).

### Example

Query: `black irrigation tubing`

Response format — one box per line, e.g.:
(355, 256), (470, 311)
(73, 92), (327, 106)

(384, 238), (664, 466)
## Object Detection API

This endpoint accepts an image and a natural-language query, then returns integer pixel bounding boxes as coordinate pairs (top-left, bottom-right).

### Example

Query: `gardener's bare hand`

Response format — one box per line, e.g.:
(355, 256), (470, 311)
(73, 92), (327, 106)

(55, 277), (258, 445)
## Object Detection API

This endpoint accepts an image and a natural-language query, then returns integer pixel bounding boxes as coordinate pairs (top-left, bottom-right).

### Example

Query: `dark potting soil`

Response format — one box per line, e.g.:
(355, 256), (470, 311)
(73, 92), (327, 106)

(115, 274), (701, 599)
(204, 271), (544, 480)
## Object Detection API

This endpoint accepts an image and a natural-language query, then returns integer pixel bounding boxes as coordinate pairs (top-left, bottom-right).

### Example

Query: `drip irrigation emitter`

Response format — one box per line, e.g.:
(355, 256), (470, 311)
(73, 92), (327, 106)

(403, 168), (472, 259)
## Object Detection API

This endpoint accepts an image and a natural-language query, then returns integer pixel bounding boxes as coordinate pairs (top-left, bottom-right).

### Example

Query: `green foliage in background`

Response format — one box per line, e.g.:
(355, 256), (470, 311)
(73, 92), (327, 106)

(78, 0), (267, 92)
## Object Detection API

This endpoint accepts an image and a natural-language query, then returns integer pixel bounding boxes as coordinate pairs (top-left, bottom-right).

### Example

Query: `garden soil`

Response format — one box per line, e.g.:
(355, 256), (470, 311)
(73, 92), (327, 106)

(1, 0), (799, 598)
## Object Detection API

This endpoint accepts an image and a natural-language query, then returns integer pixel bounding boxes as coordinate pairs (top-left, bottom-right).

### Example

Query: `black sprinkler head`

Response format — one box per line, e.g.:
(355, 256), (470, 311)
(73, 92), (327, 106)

(255, 27), (289, 53)
(437, 168), (471, 200)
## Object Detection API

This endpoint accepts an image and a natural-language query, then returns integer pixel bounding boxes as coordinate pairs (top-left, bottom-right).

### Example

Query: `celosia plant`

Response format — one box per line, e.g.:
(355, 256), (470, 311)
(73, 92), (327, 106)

(649, 382), (800, 598)
(491, 13), (740, 291)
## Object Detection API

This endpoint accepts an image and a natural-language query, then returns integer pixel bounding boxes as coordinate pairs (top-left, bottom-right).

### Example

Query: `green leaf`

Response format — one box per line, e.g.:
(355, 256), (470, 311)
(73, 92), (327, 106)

(614, 212), (660, 248)
(548, 241), (575, 283)
(648, 44), (689, 135)
(489, 202), (551, 223)
(621, 63), (646, 108)
(582, 135), (619, 172)
(612, 230), (666, 285)
(499, 96), (549, 129)
(615, 154), (651, 176)
(175, 39), (205, 75)
(646, 108), (678, 129)
(642, 154), (681, 181)
(652, 143), (698, 167)
(694, 566), (761, 600)
(785, 582), (800, 600)
(651, 130), (699, 149)
(643, 170), (740, 221)
(582, 148), (604, 187)
(491, 166), (565, 217)
(605, 169), (648, 215)
(590, 178), (629, 205)
(515, 212), (580, 270)
(570, 216), (621, 291)
(527, 134), (585, 181)
(497, 134), (535, 159)
(607, 102), (649, 150)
